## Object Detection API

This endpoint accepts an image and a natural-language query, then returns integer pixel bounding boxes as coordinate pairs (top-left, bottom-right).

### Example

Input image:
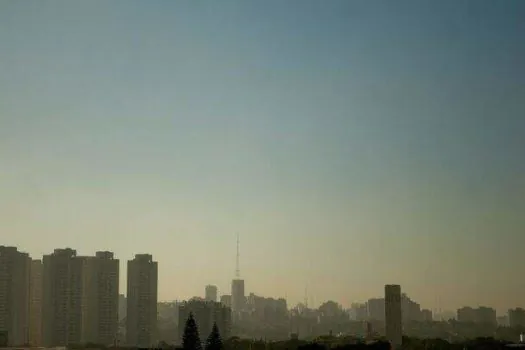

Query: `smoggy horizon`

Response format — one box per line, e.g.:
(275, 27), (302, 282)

(1, 0), (524, 315)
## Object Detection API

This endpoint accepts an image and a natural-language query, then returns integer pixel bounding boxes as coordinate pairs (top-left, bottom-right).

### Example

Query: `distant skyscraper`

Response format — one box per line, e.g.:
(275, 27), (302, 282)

(367, 298), (385, 321)
(0, 246), (31, 346)
(205, 285), (218, 302)
(126, 254), (158, 348)
(29, 259), (43, 346)
(231, 279), (245, 314)
(352, 303), (368, 322)
(509, 308), (525, 328)
(220, 295), (232, 308)
(231, 234), (245, 315)
(385, 284), (402, 349)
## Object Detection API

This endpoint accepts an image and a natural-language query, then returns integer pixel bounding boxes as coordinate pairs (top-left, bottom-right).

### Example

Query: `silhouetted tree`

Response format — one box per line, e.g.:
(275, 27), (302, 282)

(183, 313), (202, 350)
(205, 322), (223, 350)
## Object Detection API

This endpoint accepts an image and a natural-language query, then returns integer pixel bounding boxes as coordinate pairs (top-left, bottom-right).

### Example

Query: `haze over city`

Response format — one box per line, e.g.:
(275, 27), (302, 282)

(1, 0), (524, 315)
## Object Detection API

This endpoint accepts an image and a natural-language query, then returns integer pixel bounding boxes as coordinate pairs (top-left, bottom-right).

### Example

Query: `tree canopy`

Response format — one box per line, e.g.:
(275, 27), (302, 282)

(183, 312), (202, 350)
(205, 322), (224, 350)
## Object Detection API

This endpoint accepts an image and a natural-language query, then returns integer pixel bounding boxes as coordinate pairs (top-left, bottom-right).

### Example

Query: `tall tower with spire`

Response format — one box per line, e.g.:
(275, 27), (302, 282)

(231, 233), (245, 318)
(235, 233), (240, 278)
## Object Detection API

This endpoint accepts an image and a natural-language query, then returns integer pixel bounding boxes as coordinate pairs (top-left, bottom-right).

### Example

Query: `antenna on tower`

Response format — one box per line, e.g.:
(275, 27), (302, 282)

(235, 233), (240, 278)
(304, 285), (308, 308)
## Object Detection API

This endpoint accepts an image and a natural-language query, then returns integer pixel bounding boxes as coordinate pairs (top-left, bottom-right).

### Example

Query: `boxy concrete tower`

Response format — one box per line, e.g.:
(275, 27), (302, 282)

(385, 284), (402, 349)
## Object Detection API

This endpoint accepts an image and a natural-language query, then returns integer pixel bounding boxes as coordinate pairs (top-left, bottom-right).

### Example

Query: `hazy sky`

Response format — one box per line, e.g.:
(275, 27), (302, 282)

(1, 0), (524, 314)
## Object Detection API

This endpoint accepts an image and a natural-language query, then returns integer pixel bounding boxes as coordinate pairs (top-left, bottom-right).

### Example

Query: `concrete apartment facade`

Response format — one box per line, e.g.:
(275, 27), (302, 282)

(42, 248), (81, 346)
(0, 246), (31, 346)
(81, 252), (119, 346)
(29, 259), (43, 346)
(126, 254), (158, 348)
(385, 284), (402, 349)
(367, 298), (385, 322)
(42, 249), (119, 347)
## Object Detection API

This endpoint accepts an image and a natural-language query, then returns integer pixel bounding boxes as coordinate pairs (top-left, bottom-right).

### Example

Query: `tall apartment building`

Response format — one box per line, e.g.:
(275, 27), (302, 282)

(385, 284), (402, 349)
(29, 259), (43, 346)
(126, 254), (158, 348)
(476, 306), (497, 325)
(367, 298), (385, 321)
(81, 252), (119, 346)
(42, 248), (82, 346)
(351, 303), (368, 322)
(457, 306), (476, 323)
(42, 249), (119, 346)
(509, 308), (525, 328)
(0, 246), (31, 346)
(205, 285), (218, 302)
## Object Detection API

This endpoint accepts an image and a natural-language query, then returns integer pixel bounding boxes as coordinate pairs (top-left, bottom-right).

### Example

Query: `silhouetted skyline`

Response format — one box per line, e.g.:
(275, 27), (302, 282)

(1, 0), (524, 313)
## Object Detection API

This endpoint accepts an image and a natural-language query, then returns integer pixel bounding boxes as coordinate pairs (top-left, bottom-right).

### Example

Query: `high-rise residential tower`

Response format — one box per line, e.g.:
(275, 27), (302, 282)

(82, 252), (119, 346)
(385, 284), (402, 349)
(29, 259), (43, 346)
(42, 249), (120, 346)
(0, 246), (31, 346)
(367, 298), (385, 321)
(42, 248), (81, 346)
(126, 254), (158, 348)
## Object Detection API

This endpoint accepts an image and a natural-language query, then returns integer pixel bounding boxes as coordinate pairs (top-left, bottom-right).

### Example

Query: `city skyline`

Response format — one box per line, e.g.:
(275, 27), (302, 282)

(1, 244), (521, 316)
(1, 0), (525, 316)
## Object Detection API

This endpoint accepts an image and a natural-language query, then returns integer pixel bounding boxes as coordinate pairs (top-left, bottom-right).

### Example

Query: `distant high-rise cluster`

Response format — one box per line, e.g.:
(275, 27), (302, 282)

(0, 245), (157, 348)
(41, 248), (120, 346)
(457, 306), (497, 325)
(3, 242), (524, 345)
(177, 299), (231, 344)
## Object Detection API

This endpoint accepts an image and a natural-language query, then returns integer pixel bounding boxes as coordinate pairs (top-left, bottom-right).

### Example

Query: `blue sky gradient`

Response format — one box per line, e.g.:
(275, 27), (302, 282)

(1, 0), (524, 312)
